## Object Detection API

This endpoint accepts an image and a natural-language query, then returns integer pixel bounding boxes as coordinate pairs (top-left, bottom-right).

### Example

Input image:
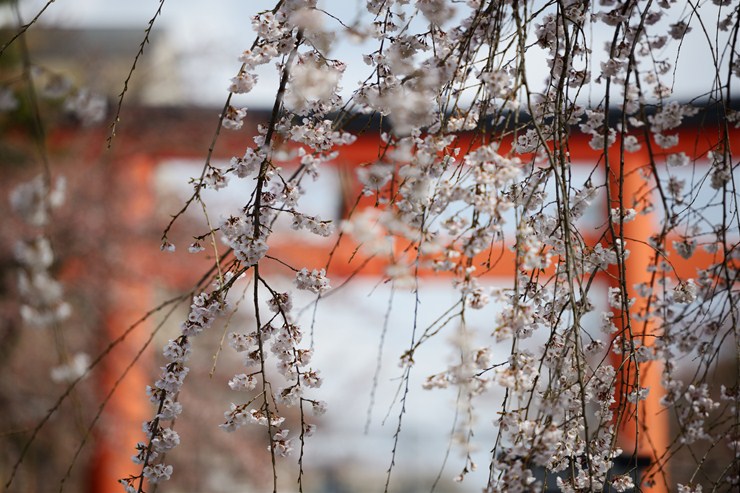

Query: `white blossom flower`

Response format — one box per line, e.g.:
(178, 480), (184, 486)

(668, 21), (692, 39)
(188, 242), (205, 253)
(228, 373), (257, 391)
(142, 463), (173, 483)
(229, 72), (258, 94)
(50, 352), (90, 383)
(270, 429), (293, 457)
(10, 175), (66, 227)
(666, 151), (690, 167)
(155, 364), (190, 393)
(64, 89), (106, 125)
(14, 237), (54, 270)
(608, 286), (634, 309)
(610, 208), (637, 224)
(673, 279), (698, 304)
(231, 147), (264, 178)
(627, 386), (650, 403)
(163, 339), (192, 363)
(151, 428), (180, 452)
(222, 105), (247, 130)
(623, 134), (641, 152)
(611, 474), (635, 492)
(673, 239), (696, 259)
(228, 332), (255, 352)
(294, 268), (330, 294)
(157, 397), (182, 421)
(268, 292), (292, 314)
(311, 400), (327, 415)
(654, 133), (679, 148)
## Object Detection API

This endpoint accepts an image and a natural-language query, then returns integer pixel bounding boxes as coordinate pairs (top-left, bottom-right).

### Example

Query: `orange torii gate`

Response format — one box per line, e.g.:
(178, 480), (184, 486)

(34, 107), (735, 491)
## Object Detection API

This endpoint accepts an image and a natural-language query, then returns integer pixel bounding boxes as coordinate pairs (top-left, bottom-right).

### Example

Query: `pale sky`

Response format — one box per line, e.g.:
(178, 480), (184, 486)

(3, 0), (732, 108)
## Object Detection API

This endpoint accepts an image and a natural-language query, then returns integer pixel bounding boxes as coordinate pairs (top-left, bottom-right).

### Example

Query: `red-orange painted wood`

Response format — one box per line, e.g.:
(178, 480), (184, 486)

(89, 155), (155, 493)
(607, 147), (669, 493)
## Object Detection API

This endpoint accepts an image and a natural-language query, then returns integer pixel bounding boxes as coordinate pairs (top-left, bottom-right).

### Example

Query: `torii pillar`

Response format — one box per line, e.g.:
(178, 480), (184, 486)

(89, 154), (155, 492)
(609, 148), (669, 493)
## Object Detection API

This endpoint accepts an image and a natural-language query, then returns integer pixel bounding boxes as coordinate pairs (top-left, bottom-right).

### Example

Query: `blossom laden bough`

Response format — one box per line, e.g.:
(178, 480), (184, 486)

(3, 0), (740, 492)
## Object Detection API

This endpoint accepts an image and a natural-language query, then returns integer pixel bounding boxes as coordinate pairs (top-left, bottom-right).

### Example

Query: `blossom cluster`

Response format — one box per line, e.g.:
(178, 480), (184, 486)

(13, 234), (71, 328)
(122, 291), (224, 490)
(10, 175), (85, 384)
(221, 288), (326, 461)
(0, 66), (107, 126)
